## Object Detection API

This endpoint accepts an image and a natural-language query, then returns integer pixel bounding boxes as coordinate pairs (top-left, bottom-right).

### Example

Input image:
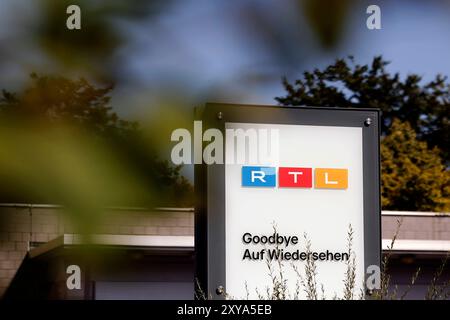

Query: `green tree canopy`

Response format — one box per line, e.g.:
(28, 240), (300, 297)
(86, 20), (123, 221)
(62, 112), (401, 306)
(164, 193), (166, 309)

(381, 119), (449, 212)
(0, 74), (193, 207)
(1, 73), (136, 136)
(276, 56), (450, 161)
(276, 56), (450, 212)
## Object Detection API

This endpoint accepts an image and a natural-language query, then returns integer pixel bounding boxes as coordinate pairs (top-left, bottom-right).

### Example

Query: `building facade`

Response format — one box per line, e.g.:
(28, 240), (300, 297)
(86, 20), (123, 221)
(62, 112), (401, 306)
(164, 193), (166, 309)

(0, 204), (448, 299)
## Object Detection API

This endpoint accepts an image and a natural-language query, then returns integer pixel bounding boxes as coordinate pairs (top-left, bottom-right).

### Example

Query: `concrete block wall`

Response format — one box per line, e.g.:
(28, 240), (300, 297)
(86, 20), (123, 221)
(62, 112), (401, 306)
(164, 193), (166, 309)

(63, 209), (194, 236)
(0, 204), (194, 298)
(0, 206), (32, 297)
(382, 214), (450, 241)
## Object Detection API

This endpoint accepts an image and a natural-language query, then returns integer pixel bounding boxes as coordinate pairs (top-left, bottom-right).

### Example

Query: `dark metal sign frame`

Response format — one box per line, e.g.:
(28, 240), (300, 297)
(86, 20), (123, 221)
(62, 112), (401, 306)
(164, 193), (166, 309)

(195, 103), (381, 299)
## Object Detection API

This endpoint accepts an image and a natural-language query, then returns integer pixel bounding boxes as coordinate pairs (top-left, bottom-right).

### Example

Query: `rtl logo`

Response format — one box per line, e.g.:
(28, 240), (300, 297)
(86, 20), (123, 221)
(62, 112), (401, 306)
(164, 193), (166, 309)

(242, 166), (348, 189)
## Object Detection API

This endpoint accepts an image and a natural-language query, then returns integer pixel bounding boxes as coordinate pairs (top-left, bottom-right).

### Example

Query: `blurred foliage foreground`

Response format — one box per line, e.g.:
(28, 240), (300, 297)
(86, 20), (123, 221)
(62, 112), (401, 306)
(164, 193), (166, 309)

(0, 55), (448, 227)
(0, 74), (193, 232)
(277, 56), (450, 212)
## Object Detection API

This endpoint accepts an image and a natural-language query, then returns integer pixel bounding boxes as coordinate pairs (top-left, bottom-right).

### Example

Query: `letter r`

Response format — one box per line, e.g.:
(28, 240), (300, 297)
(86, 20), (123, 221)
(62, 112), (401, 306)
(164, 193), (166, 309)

(251, 170), (266, 183)
(242, 166), (276, 187)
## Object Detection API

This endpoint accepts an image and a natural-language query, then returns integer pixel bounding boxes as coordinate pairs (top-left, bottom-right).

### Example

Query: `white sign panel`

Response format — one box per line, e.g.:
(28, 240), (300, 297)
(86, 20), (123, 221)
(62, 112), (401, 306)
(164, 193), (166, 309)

(225, 122), (365, 299)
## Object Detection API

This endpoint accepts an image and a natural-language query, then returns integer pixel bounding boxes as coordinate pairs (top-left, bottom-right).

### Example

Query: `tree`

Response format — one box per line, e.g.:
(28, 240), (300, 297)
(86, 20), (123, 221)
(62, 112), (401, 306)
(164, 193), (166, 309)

(0, 73), (193, 207)
(276, 56), (450, 162)
(381, 119), (449, 211)
(276, 56), (450, 212)
(1, 73), (136, 137)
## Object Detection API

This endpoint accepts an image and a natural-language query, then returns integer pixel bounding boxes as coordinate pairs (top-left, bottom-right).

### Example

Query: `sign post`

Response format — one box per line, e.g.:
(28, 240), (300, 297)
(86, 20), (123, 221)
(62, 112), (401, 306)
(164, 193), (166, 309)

(195, 103), (380, 299)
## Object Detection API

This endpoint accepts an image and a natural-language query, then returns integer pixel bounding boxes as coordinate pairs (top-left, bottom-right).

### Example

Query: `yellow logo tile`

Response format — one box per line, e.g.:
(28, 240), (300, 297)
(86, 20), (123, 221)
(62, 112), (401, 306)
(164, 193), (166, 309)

(315, 168), (348, 189)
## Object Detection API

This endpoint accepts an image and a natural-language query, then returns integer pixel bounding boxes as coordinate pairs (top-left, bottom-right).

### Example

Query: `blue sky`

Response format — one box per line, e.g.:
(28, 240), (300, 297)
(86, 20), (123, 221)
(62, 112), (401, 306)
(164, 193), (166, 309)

(0, 0), (449, 114)
(105, 0), (450, 117)
(0, 0), (448, 182)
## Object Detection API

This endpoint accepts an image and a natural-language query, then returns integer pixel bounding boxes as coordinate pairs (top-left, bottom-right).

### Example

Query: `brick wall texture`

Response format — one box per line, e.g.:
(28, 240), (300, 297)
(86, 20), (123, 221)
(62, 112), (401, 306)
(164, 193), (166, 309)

(0, 205), (194, 298)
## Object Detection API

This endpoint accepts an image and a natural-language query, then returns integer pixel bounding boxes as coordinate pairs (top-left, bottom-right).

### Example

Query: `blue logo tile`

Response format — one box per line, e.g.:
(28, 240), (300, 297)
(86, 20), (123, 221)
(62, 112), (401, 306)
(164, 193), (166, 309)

(242, 166), (276, 187)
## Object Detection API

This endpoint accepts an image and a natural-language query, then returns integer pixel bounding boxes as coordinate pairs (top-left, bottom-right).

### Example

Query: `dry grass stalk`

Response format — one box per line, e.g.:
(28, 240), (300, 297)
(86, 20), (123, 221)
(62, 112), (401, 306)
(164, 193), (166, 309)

(400, 267), (421, 300)
(375, 218), (403, 299)
(194, 277), (207, 300)
(426, 253), (449, 300)
(343, 224), (356, 300)
(301, 233), (319, 300)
